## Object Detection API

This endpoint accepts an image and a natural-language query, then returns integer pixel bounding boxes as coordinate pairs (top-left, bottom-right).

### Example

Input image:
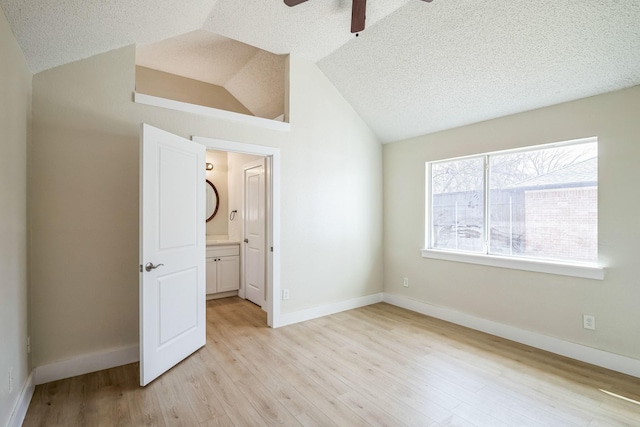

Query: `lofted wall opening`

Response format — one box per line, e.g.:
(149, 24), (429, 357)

(135, 30), (287, 122)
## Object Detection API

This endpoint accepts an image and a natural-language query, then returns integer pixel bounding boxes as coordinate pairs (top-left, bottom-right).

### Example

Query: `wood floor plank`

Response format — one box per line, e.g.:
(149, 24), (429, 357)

(336, 390), (411, 427)
(275, 363), (369, 426)
(295, 320), (451, 423)
(122, 364), (166, 427)
(177, 355), (229, 424)
(191, 348), (270, 426)
(23, 298), (640, 427)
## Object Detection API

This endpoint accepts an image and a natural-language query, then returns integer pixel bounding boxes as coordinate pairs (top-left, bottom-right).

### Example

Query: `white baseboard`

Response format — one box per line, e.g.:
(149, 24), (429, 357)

(383, 293), (640, 378)
(34, 344), (139, 385)
(206, 290), (238, 300)
(278, 292), (384, 327)
(8, 370), (35, 427)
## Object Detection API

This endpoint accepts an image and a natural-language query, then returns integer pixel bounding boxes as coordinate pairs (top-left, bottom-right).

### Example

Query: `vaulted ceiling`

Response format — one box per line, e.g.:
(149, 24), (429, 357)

(2, 0), (640, 142)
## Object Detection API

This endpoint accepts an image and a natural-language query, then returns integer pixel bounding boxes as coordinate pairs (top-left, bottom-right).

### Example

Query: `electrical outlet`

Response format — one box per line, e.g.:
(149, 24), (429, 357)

(282, 289), (290, 301)
(8, 368), (13, 393)
(403, 277), (409, 288)
(583, 314), (596, 330)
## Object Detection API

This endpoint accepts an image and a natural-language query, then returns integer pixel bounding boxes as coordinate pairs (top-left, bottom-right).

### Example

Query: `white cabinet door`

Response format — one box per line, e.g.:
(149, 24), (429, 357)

(217, 256), (240, 292)
(206, 245), (240, 294)
(206, 257), (218, 294)
(139, 124), (206, 386)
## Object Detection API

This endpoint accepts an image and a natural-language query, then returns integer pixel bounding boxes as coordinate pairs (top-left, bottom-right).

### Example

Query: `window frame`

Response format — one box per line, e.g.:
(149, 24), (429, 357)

(423, 137), (604, 280)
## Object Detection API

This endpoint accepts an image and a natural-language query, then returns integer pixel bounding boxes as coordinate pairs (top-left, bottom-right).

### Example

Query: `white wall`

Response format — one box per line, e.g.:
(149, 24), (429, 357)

(0, 9), (31, 426)
(30, 45), (383, 369)
(384, 86), (640, 361)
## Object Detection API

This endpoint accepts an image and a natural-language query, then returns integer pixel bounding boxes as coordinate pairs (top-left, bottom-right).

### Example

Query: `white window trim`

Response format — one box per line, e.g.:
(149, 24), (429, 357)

(421, 248), (604, 280)
(424, 136), (603, 280)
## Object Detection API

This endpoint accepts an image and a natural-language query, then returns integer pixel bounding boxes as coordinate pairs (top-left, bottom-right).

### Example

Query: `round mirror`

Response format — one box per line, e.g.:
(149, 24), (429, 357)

(206, 179), (219, 222)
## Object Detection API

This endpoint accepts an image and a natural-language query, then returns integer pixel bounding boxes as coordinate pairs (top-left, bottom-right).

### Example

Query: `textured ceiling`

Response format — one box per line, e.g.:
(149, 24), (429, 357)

(2, 0), (640, 142)
(203, 0), (412, 61)
(0, 0), (218, 73)
(318, 0), (640, 142)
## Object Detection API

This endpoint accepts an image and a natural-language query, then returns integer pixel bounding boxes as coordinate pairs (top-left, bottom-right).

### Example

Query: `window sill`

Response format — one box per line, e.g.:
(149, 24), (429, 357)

(421, 249), (604, 280)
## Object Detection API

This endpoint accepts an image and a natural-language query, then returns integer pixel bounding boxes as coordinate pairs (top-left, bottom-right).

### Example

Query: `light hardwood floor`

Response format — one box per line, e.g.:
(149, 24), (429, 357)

(23, 298), (640, 426)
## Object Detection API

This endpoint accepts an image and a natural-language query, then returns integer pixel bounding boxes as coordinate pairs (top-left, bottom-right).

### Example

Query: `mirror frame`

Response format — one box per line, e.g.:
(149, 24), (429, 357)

(206, 179), (219, 222)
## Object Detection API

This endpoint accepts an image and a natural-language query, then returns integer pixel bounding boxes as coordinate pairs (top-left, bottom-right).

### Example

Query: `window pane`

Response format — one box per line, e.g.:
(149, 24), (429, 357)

(488, 143), (597, 263)
(431, 157), (484, 252)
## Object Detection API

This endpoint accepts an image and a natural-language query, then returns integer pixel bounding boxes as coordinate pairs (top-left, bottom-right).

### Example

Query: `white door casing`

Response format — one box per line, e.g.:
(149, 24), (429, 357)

(244, 159), (266, 307)
(192, 136), (280, 328)
(139, 124), (206, 386)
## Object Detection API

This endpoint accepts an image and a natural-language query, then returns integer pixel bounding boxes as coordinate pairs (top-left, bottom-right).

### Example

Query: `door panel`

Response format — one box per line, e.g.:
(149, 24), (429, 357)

(218, 256), (240, 293)
(140, 124), (206, 386)
(158, 147), (199, 249)
(158, 268), (198, 346)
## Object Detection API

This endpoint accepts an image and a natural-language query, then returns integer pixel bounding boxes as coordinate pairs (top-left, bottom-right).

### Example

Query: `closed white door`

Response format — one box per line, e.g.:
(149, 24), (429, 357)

(244, 160), (266, 306)
(139, 124), (206, 386)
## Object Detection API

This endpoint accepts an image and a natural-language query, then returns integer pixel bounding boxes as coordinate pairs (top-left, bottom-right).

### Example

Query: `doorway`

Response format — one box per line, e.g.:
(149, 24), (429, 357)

(193, 136), (281, 328)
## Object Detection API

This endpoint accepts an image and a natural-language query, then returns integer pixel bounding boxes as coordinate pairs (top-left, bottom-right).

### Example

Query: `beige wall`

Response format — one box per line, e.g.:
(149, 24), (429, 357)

(135, 66), (253, 116)
(30, 46), (383, 367)
(0, 9), (31, 425)
(205, 150), (229, 236)
(384, 86), (640, 360)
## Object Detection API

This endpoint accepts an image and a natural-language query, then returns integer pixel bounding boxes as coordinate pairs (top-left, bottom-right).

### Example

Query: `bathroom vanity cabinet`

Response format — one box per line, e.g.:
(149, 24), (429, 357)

(206, 243), (240, 295)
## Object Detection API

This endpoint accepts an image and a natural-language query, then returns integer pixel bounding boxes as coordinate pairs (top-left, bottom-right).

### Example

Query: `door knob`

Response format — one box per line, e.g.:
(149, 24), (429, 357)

(145, 262), (164, 272)
(244, 238), (249, 243)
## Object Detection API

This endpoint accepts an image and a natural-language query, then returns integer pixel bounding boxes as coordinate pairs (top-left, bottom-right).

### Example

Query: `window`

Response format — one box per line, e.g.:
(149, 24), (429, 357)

(424, 138), (602, 279)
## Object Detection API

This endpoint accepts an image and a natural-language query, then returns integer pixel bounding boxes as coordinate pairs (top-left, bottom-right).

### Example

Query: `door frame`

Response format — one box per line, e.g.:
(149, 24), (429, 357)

(192, 136), (280, 328)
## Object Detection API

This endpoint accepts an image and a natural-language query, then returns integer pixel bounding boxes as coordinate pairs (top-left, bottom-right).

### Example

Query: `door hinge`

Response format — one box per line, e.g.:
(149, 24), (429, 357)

(271, 246), (273, 252)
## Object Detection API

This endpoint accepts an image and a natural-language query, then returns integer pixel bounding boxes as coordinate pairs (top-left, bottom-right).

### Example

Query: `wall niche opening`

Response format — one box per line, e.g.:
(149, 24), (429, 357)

(135, 29), (287, 123)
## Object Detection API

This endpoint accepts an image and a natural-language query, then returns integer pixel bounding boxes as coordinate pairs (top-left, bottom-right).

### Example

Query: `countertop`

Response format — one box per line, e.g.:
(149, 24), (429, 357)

(206, 239), (241, 246)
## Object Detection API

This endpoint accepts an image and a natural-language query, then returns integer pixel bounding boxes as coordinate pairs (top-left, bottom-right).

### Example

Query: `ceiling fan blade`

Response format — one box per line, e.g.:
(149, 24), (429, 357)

(284, 0), (309, 6)
(351, 0), (366, 33)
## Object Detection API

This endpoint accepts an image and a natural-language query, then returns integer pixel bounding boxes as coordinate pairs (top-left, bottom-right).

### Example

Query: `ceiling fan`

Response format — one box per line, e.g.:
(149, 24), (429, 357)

(284, 0), (433, 34)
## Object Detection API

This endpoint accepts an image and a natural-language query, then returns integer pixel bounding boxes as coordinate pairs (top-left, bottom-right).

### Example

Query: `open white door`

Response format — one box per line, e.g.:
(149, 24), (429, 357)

(139, 124), (206, 386)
